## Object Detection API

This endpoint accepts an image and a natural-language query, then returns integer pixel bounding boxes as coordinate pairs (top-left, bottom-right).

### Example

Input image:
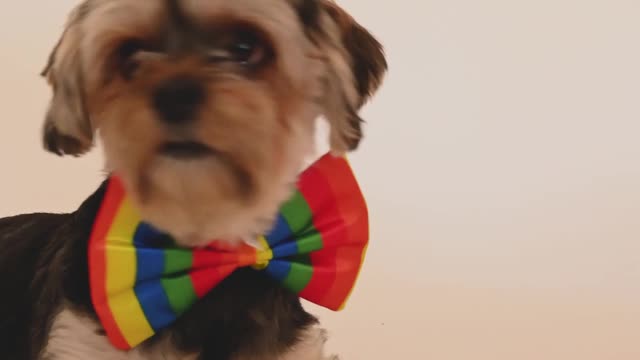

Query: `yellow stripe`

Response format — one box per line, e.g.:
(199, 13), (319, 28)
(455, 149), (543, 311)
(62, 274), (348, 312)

(105, 198), (154, 345)
(108, 290), (155, 347)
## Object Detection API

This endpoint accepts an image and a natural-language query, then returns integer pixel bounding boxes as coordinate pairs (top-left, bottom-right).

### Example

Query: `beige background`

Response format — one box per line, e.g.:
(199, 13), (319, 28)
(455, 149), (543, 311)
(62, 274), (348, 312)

(1, 1), (640, 359)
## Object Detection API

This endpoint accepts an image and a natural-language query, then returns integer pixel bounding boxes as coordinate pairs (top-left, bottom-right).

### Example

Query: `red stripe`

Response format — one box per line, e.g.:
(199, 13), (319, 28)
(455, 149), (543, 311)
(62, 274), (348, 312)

(315, 155), (369, 309)
(190, 249), (245, 298)
(296, 164), (341, 306)
(88, 177), (130, 349)
(188, 266), (237, 298)
(298, 157), (349, 250)
(297, 160), (332, 303)
(325, 245), (366, 309)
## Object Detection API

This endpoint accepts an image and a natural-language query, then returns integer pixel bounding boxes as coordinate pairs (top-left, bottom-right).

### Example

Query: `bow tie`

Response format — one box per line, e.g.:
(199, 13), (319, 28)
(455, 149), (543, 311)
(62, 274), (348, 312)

(88, 153), (369, 350)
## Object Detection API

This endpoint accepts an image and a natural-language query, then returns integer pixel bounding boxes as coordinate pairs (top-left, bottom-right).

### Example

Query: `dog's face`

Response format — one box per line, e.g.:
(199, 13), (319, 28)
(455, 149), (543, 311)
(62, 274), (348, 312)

(42, 0), (386, 246)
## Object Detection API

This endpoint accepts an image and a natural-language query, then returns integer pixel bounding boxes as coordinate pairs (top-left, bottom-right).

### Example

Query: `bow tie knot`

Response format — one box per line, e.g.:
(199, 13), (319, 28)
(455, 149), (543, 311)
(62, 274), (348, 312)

(253, 250), (273, 269)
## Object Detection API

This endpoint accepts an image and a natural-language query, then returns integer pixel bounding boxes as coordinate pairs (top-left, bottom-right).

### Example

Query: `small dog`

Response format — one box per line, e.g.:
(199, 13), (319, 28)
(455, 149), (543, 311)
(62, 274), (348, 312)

(0, 0), (386, 359)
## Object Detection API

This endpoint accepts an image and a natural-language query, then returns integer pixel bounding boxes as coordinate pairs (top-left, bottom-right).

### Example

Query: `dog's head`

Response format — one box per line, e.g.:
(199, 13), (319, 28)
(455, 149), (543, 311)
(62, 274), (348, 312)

(42, 0), (386, 246)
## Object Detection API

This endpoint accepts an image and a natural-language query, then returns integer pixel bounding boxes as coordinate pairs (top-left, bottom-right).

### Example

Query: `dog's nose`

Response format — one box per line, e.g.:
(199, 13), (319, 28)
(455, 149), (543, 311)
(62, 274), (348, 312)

(152, 76), (205, 125)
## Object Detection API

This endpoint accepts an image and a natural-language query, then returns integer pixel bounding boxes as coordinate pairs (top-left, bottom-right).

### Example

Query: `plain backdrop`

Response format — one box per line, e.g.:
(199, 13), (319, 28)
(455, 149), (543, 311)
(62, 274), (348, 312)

(1, 1), (640, 359)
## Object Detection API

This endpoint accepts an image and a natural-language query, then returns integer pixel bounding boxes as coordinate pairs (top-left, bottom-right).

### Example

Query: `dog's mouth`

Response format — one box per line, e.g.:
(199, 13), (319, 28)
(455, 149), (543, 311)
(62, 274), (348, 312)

(159, 141), (215, 159)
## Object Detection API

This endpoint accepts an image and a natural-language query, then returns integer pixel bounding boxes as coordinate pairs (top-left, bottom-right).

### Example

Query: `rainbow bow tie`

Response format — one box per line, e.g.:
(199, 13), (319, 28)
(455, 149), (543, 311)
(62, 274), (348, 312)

(88, 153), (369, 350)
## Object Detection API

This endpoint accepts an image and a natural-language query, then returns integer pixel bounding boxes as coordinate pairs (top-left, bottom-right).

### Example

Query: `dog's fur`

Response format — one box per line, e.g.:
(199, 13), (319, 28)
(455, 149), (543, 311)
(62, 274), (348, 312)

(0, 0), (386, 359)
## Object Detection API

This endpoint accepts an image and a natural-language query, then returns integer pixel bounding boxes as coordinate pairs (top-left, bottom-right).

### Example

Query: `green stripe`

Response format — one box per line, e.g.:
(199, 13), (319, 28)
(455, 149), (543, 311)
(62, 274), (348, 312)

(279, 191), (320, 292)
(283, 233), (323, 292)
(282, 254), (313, 293)
(163, 249), (193, 275)
(296, 232), (324, 254)
(280, 191), (313, 234)
(162, 250), (196, 315)
(161, 275), (197, 316)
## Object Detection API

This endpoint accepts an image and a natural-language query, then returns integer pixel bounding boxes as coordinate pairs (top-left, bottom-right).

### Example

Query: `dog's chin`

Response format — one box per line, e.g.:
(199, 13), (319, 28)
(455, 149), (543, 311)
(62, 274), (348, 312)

(117, 151), (288, 248)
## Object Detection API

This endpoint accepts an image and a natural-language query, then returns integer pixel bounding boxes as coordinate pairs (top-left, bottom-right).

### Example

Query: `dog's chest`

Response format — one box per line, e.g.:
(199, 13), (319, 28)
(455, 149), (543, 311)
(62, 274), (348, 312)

(43, 310), (196, 360)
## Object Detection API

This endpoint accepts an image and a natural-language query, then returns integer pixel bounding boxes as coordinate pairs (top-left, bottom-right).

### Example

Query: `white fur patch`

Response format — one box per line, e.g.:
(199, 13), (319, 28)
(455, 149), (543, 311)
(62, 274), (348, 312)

(42, 309), (194, 360)
(279, 327), (339, 360)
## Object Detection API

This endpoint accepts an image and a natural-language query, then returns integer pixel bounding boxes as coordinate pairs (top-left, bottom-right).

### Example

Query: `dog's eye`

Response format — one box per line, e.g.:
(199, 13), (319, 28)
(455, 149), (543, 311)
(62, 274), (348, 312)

(228, 31), (265, 65)
(208, 28), (271, 67)
(118, 40), (143, 60)
(115, 40), (145, 78)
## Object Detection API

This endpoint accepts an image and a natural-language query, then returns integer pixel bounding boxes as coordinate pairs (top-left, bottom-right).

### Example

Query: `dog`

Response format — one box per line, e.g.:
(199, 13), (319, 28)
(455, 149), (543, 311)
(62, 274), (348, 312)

(0, 0), (386, 359)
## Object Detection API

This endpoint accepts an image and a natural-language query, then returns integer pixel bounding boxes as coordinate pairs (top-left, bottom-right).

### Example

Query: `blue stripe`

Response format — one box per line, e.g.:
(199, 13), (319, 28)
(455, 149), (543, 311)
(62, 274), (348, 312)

(271, 241), (300, 259)
(265, 214), (293, 246)
(133, 222), (164, 246)
(264, 260), (292, 281)
(134, 224), (165, 283)
(134, 248), (165, 282)
(133, 223), (177, 330)
(133, 280), (178, 331)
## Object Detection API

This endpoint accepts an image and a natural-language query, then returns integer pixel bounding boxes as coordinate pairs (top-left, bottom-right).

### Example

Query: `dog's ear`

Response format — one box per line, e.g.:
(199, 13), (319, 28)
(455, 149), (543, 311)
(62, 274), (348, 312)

(303, 0), (388, 154)
(41, 3), (93, 156)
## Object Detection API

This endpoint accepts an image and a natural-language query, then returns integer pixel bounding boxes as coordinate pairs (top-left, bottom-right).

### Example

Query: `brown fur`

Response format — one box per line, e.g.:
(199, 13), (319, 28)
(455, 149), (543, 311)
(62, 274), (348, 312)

(42, 0), (386, 248)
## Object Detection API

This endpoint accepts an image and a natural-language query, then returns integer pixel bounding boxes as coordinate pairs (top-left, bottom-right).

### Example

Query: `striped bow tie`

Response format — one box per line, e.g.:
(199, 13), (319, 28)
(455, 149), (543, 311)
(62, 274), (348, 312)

(88, 153), (369, 350)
